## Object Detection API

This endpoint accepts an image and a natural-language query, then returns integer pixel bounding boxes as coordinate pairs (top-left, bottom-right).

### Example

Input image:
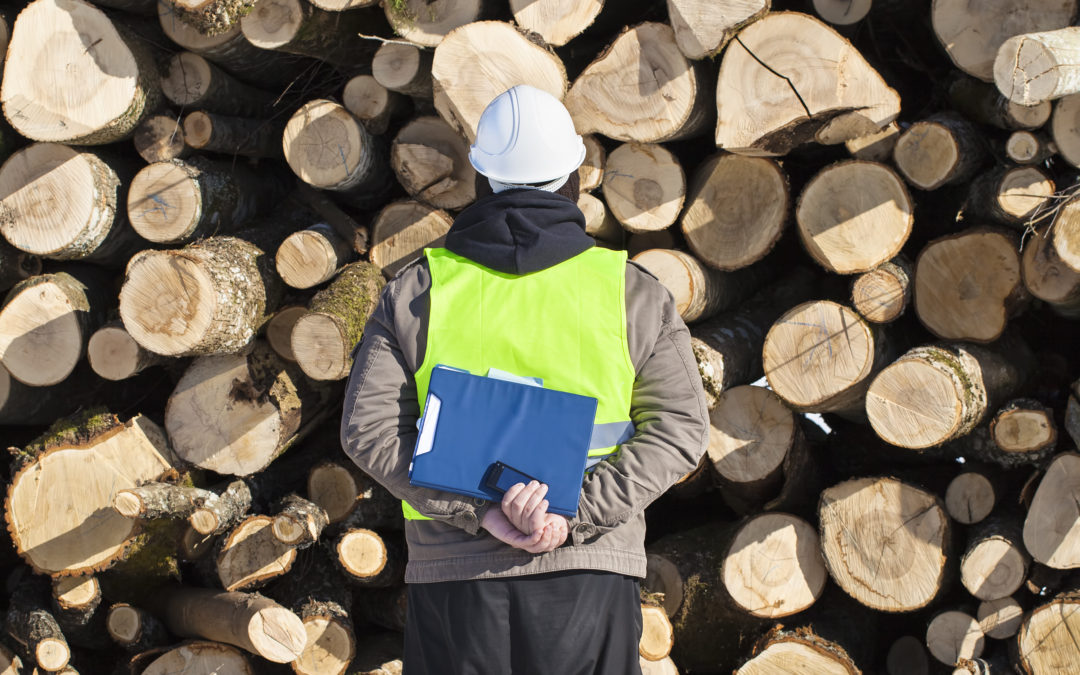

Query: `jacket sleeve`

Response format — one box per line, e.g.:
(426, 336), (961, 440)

(339, 280), (491, 535)
(568, 266), (710, 544)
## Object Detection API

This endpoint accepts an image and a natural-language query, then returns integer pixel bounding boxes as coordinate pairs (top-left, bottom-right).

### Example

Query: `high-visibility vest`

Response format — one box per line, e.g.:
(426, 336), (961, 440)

(402, 246), (636, 520)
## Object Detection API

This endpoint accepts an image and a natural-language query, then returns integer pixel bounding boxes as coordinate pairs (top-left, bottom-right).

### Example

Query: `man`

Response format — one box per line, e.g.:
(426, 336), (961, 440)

(341, 84), (709, 674)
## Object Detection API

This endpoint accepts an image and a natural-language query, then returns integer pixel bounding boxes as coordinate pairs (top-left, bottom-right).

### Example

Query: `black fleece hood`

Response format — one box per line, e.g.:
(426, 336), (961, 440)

(444, 188), (595, 275)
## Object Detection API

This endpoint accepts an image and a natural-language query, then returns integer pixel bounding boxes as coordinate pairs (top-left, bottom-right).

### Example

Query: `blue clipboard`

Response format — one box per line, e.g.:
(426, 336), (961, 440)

(409, 365), (598, 517)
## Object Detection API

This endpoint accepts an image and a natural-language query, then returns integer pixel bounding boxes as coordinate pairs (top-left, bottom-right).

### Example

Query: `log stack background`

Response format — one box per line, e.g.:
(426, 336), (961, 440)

(0, 0), (1079, 672)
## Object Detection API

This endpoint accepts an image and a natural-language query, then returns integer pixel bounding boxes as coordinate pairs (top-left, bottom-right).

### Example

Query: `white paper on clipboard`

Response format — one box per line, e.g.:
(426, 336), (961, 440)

(413, 393), (441, 457)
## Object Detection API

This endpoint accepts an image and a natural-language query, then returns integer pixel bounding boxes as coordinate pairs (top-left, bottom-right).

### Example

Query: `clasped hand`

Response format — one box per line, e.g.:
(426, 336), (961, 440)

(480, 481), (569, 553)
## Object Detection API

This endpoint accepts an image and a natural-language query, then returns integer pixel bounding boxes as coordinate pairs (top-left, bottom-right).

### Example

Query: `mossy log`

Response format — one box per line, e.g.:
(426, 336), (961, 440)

(182, 111), (285, 159)
(291, 262), (387, 382)
(5, 413), (177, 576)
(106, 603), (170, 653)
(164, 340), (338, 476)
(271, 494), (329, 549)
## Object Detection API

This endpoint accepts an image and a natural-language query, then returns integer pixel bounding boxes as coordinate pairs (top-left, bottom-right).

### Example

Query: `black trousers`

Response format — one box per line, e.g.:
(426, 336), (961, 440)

(404, 571), (643, 675)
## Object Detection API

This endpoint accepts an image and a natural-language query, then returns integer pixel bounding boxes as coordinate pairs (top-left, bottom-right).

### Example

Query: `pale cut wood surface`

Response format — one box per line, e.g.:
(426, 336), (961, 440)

(373, 41), (433, 98)
(994, 27), (1080, 105)
(796, 160), (912, 274)
(276, 224), (354, 290)
(385, 0), (485, 47)
(338, 528), (388, 578)
(602, 143), (685, 233)
(707, 385), (793, 486)
(134, 113), (188, 163)
(931, 0), (1077, 81)
(819, 477), (948, 612)
(510, 0), (603, 47)
(1023, 452), (1080, 568)
(88, 322), (163, 381)
(1016, 590), (1080, 674)
(266, 305), (306, 362)
(892, 114), (985, 190)
(681, 153), (788, 271)
(1052, 93), (1080, 167)
(914, 228), (1027, 342)
(722, 513), (826, 619)
(715, 12), (900, 155)
(295, 615), (354, 675)
(926, 611), (985, 665)
(640, 656), (679, 675)
(945, 472), (996, 525)
(667, 0), (768, 59)
(1023, 226), (1080, 317)
(217, 515), (296, 591)
(1, 0), (160, 144)
(976, 596), (1023, 639)
(161, 52), (277, 117)
(578, 193), (621, 243)
(310, 0), (377, 9)
(370, 200), (452, 277)
(851, 257), (911, 324)
(991, 400), (1057, 454)
(142, 641), (253, 674)
(6, 416), (174, 575)
(994, 166), (1054, 221)
(431, 21), (567, 142)
(343, 75), (406, 136)
(738, 640), (856, 674)
(53, 575), (98, 611)
(283, 99), (379, 192)
(632, 249), (735, 323)
(961, 535), (1028, 601)
(566, 22), (710, 143)
(1051, 193), (1080, 272)
(639, 604), (673, 661)
(1005, 130), (1054, 164)
(0, 275), (88, 387)
(579, 135), (606, 193)
(391, 116), (475, 210)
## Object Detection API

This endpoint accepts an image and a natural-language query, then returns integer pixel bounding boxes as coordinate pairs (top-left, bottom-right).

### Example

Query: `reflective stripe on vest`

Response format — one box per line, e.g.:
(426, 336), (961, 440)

(402, 246), (636, 520)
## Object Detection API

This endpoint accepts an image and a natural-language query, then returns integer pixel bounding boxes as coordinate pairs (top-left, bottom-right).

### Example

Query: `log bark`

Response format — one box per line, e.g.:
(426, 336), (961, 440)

(1024, 225), (1080, 317)
(432, 21), (567, 141)
(977, 596), (1025, 640)
(343, 75), (408, 136)
(276, 224), (356, 290)
(50, 575), (106, 649)
(948, 75), (1052, 130)
(333, 528), (405, 587)
(845, 121), (901, 162)
(763, 299), (890, 418)
(217, 515), (298, 591)
(141, 641), (253, 674)
(0, 267), (110, 387)
(369, 200), (453, 277)
(737, 625), (859, 674)
(566, 22), (712, 143)
(0, 362), (152, 426)
(106, 604), (169, 653)
(182, 111), (284, 159)
(294, 180), (370, 256)
(2, 0), (161, 145)
(988, 398), (1058, 463)
(866, 339), (1034, 449)
(120, 221), (298, 357)
(88, 321), (169, 382)
(164, 0), (256, 36)
(307, 459), (399, 527)
(240, 0), (377, 69)
(272, 494), (329, 548)
(926, 610), (986, 665)
(964, 165), (1055, 229)
(0, 143), (141, 264)
(851, 256), (913, 324)
(133, 112), (190, 163)
(995, 27), (1080, 106)
(4, 578), (70, 672)
(165, 341), (337, 476)
(680, 153), (788, 271)
(1015, 589), (1080, 674)
(147, 586), (306, 663)
(390, 116), (476, 210)
(1023, 452), (1080, 569)
(189, 479), (253, 535)
(113, 481), (216, 521)
(292, 261), (385, 381)
(127, 157), (290, 245)
(161, 52), (279, 119)
(631, 249), (769, 323)
(715, 12), (900, 155)
(373, 41), (433, 98)
(602, 143), (685, 233)
(666, 0), (768, 59)
(931, 0), (1077, 82)
(961, 516), (1030, 602)
(282, 99), (392, 207)
(1005, 131), (1056, 165)
(914, 228), (1030, 342)
(384, 0), (487, 48)
(819, 476), (951, 612)
(893, 113), (989, 191)
(796, 160), (913, 274)
(691, 267), (817, 405)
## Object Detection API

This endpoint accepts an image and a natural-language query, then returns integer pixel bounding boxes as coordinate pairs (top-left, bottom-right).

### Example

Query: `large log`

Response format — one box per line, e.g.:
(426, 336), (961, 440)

(384, 0), (486, 48)
(1026, 224), (1080, 317)
(931, 0), (1077, 82)
(0, 267), (110, 387)
(2, 0), (161, 145)
(510, 0), (604, 47)
(276, 223), (356, 290)
(680, 153), (788, 271)
(960, 516), (1030, 602)
(1014, 588), (1080, 674)
(963, 165), (1054, 228)
(217, 515), (298, 591)
(631, 250), (769, 324)
(948, 75), (1052, 130)
(714, 11), (900, 155)
(893, 113), (988, 191)
(141, 642), (253, 674)
(307, 459), (399, 527)
(127, 157), (289, 245)
(147, 586), (306, 663)
(945, 470), (999, 526)
(165, 340), (337, 476)
(119, 223), (296, 357)
(914, 228), (1029, 342)
(369, 200), (453, 277)
(995, 27), (1080, 106)
(431, 21), (567, 141)
(1023, 452), (1080, 569)
(666, 0), (769, 60)
(977, 596), (1024, 640)
(762, 300), (890, 418)
(240, 0), (376, 68)
(565, 22), (713, 143)
(0, 143), (140, 264)
(602, 143), (685, 233)
(865, 340), (1033, 449)
(292, 261), (385, 381)
(818, 476), (951, 612)
(926, 610), (985, 666)
(5, 413), (176, 576)
(391, 116), (475, 210)
(796, 160), (913, 274)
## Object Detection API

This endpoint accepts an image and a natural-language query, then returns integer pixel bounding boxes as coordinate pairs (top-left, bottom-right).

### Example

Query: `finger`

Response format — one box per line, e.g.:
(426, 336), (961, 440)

(521, 483), (548, 517)
(502, 482), (526, 509)
(508, 481), (541, 525)
(527, 500), (548, 533)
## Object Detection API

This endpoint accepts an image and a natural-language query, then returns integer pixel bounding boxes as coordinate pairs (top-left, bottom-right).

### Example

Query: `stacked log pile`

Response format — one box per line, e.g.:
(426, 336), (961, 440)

(1, 0), (1080, 672)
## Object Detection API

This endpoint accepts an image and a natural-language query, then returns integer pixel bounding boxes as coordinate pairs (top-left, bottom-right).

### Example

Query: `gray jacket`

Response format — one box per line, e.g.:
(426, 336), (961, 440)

(340, 191), (709, 584)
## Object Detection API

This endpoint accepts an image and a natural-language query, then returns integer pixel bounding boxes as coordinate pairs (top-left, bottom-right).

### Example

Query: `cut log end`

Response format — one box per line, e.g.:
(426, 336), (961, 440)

(248, 606), (307, 662)
(127, 162), (202, 244)
(1023, 453), (1080, 568)
(1017, 591), (1080, 673)
(161, 52), (214, 107)
(217, 516), (297, 592)
(308, 462), (360, 523)
(813, 0), (872, 26)
(602, 143), (685, 233)
(707, 385), (793, 485)
(0, 276), (84, 387)
(266, 306), (306, 362)
(107, 604), (142, 644)
(295, 616), (355, 675)
(945, 473), (996, 525)
(292, 312), (350, 381)
(991, 405), (1056, 454)
(134, 114), (188, 163)
(35, 640), (70, 672)
(893, 121), (963, 190)
(240, 0), (305, 49)
(976, 596), (1023, 640)
(372, 41), (431, 96)
(337, 529), (388, 579)
(276, 229), (343, 290)
(190, 509), (219, 536)
(88, 325), (148, 381)
(738, 639), (858, 674)
(371, 200), (452, 277)
(995, 167), (1054, 220)
(120, 252), (215, 357)
(283, 100), (369, 190)
(142, 641), (253, 675)
(866, 358), (966, 449)
(961, 537), (1028, 601)
(851, 263), (910, 324)
(926, 611), (985, 666)
(112, 490), (145, 519)
(53, 575), (99, 610)
(639, 604), (673, 661)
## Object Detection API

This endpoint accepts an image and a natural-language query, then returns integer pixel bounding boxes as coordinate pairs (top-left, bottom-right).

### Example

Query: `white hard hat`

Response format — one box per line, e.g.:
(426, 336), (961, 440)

(468, 84), (586, 185)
